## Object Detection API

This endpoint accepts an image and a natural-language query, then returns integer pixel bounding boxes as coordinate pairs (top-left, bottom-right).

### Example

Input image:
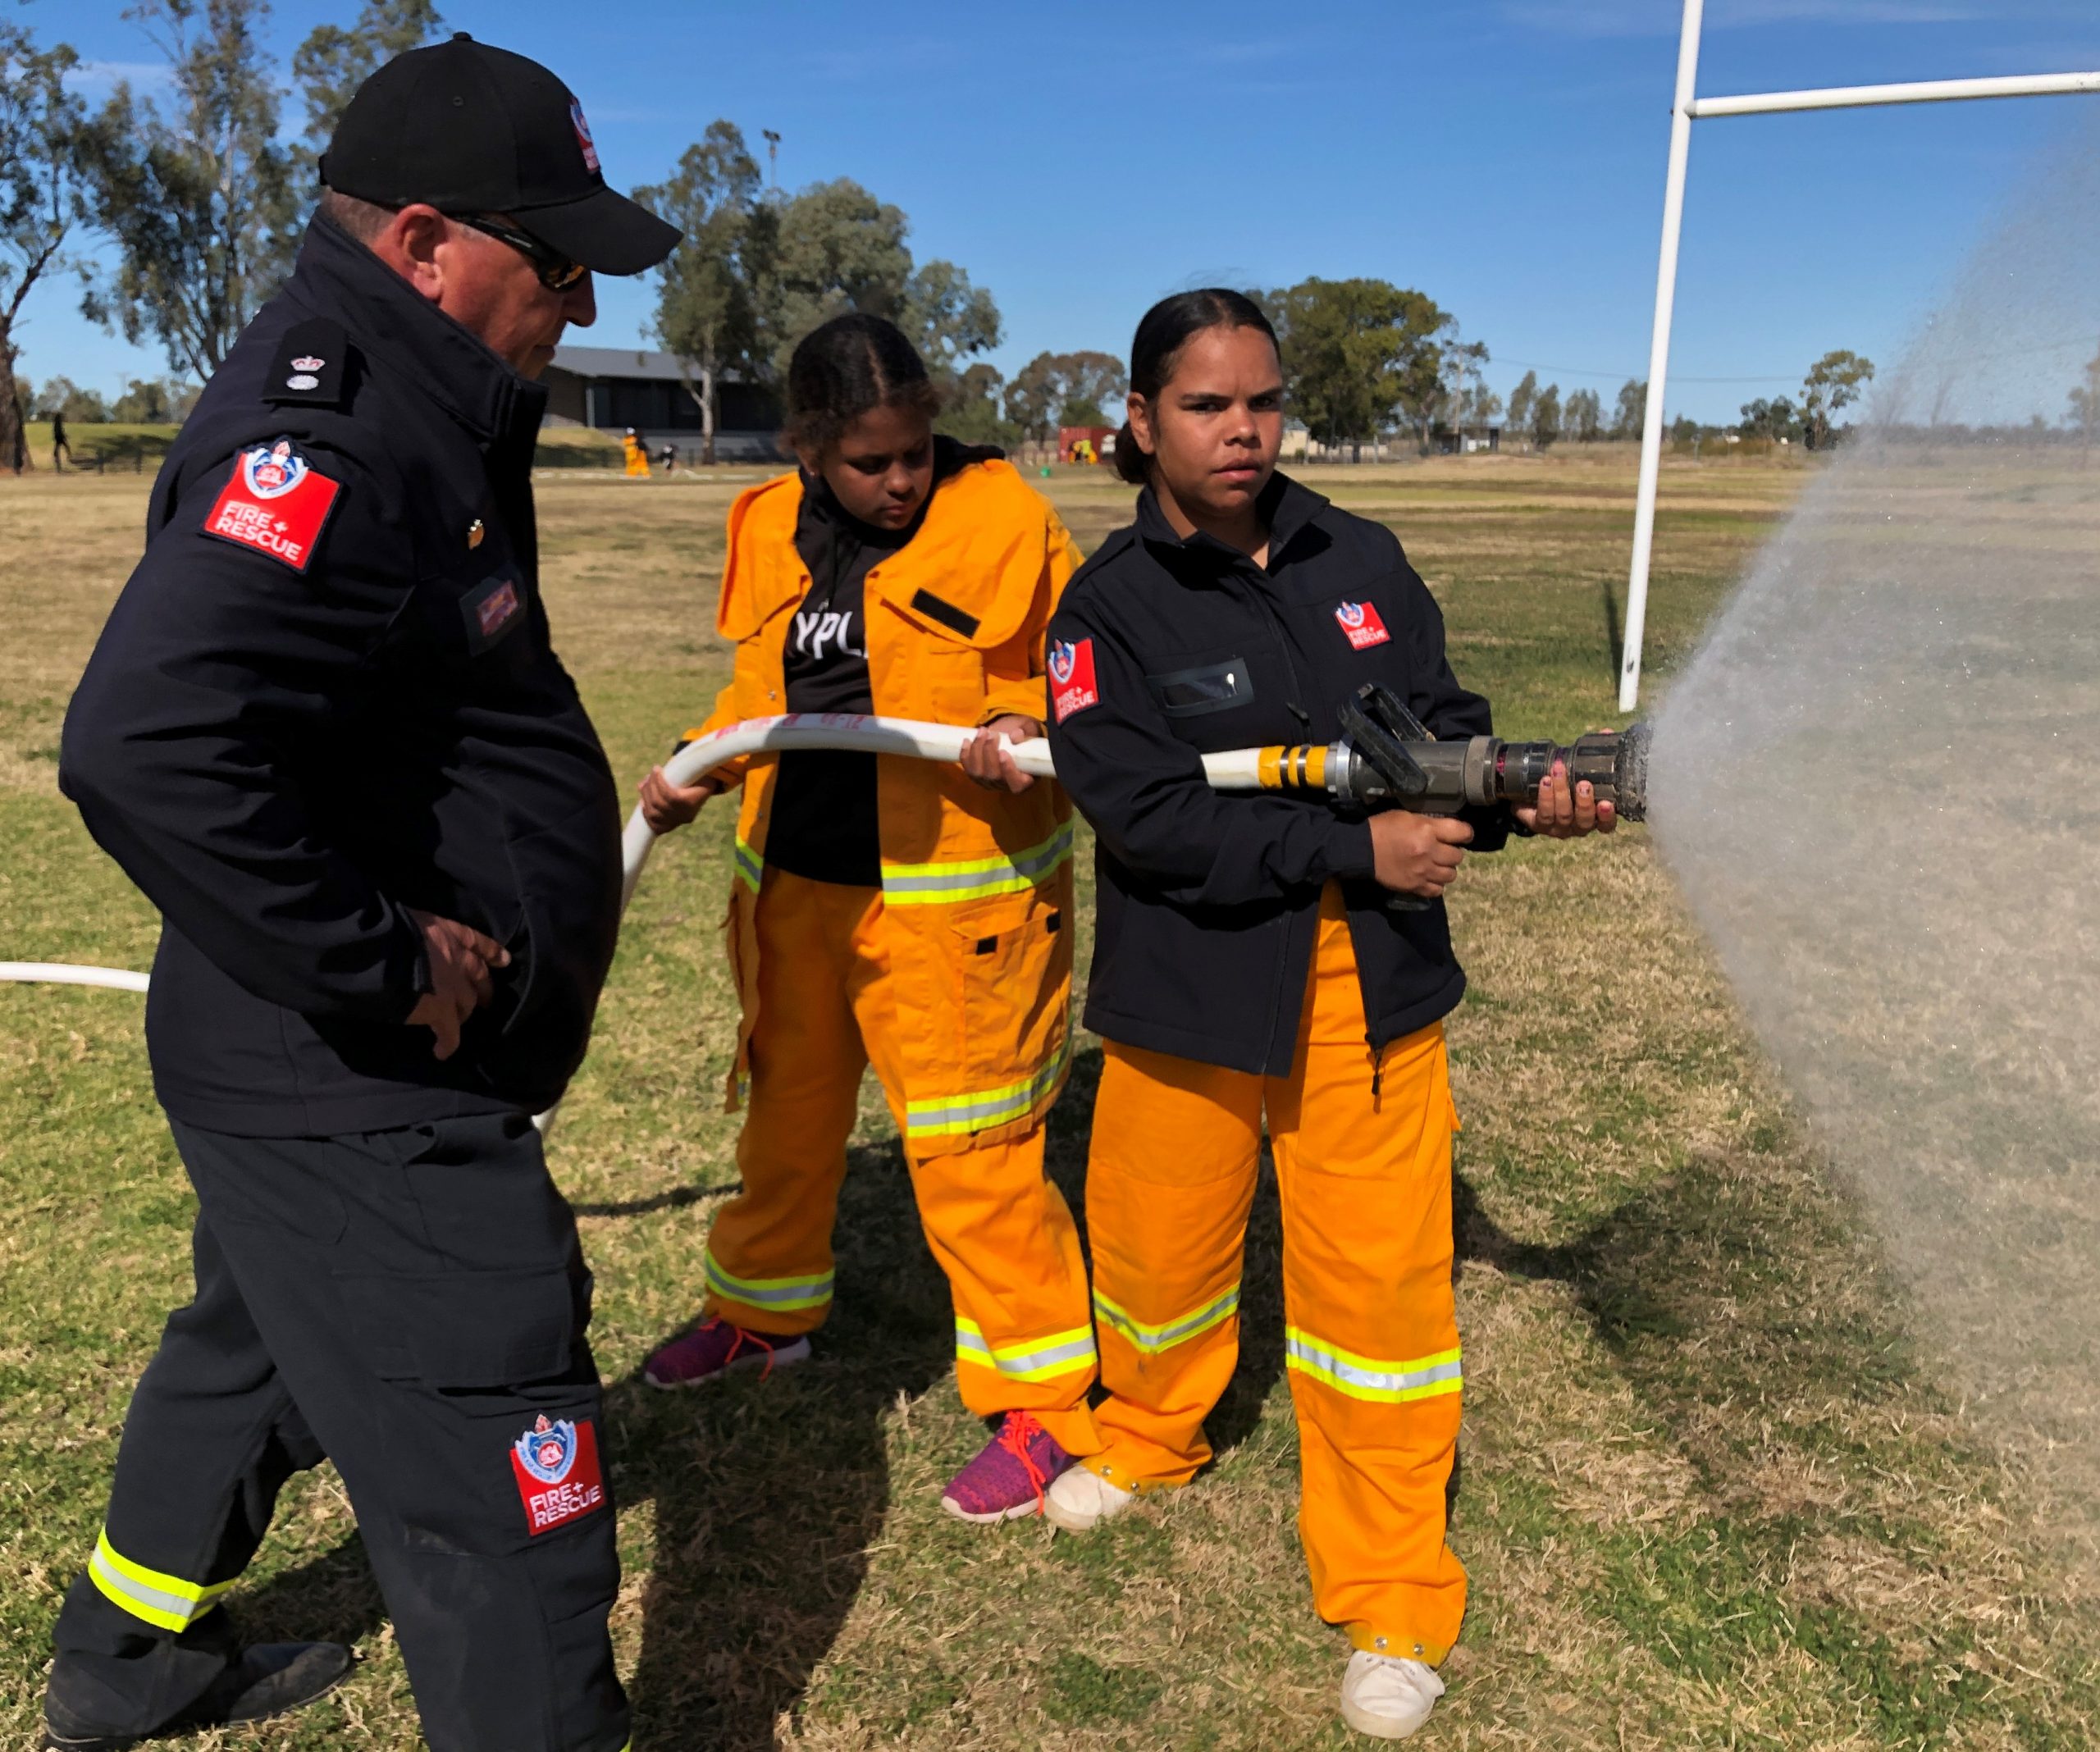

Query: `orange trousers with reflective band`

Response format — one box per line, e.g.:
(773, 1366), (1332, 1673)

(1083, 883), (1465, 1661)
(702, 869), (1100, 1457)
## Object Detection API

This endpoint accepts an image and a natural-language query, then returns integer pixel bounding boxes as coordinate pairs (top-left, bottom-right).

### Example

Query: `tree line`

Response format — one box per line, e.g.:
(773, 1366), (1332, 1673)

(1, 0), (449, 471)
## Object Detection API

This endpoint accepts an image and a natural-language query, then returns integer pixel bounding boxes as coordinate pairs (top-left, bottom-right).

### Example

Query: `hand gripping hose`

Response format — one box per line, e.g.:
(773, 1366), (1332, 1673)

(5, 711), (1644, 1134)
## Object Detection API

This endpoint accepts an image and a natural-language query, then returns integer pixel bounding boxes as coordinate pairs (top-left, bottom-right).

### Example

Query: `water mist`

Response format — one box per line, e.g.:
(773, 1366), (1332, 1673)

(1644, 115), (2100, 1534)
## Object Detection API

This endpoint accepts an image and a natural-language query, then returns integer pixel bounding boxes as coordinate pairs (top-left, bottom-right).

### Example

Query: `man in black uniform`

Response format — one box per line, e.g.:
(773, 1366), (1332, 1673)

(45, 35), (678, 1752)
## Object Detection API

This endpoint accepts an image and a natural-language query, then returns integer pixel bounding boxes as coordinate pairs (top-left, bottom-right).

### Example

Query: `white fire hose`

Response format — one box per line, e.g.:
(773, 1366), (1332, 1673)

(2, 715), (1276, 1133)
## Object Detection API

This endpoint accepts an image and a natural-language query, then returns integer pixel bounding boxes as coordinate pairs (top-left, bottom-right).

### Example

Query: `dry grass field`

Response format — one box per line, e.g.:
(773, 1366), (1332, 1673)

(2, 446), (2095, 1749)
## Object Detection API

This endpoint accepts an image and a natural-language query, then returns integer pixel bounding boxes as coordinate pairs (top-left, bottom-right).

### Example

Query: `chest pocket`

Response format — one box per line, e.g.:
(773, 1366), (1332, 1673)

(1145, 655), (1256, 719)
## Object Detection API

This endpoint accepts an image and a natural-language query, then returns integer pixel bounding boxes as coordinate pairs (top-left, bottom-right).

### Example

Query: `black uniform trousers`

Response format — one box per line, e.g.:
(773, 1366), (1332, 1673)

(48, 1113), (630, 1752)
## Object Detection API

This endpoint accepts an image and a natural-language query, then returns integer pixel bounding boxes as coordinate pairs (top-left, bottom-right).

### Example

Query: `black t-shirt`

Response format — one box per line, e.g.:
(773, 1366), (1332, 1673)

(764, 440), (1001, 886)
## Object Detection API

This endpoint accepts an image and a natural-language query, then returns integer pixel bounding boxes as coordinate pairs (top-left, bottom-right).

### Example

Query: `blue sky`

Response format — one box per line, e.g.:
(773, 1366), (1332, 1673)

(18, 0), (2100, 425)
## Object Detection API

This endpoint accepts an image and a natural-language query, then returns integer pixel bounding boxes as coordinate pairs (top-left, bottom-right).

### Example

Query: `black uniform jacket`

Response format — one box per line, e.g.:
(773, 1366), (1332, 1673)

(1046, 474), (1506, 1078)
(60, 213), (623, 1136)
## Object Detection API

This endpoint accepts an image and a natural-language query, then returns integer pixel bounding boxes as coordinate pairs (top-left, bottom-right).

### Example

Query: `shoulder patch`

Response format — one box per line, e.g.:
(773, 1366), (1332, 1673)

(265, 317), (349, 406)
(200, 438), (342, 573)
(1048, 636), (1100, 723)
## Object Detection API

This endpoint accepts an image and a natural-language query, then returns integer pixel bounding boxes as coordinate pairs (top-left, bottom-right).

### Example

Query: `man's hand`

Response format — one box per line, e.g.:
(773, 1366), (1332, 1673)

(405, 907), (511, 1061)
(1370, 811), (1474, 899)
(1511, 760), (1618, 839)
(961, 715), (1040, 792)
(639, 764), (721, 833)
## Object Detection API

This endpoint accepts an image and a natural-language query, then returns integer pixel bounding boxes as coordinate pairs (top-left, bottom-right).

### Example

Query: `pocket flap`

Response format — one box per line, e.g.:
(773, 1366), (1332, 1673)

(340, 1265), (588, 1388)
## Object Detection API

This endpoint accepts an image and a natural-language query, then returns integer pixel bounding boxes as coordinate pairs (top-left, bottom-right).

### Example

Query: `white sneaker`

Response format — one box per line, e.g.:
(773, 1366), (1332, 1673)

(1043, 1465), (1137, 1531)
(1339, 1651), (1445, 1739)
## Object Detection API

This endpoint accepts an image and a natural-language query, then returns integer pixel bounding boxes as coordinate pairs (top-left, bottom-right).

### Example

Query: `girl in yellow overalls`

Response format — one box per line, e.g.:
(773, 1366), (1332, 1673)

(637, 313), (1100, 1522)
(1043, 291), (1614, 1738)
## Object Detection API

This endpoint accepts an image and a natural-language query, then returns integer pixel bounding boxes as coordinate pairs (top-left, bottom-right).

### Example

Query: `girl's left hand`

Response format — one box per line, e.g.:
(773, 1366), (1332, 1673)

(961, 715), (1040, 792)
(1512, 760), (1618, 839)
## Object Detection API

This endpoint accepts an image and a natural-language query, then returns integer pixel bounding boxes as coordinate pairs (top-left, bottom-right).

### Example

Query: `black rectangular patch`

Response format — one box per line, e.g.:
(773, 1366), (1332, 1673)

(265, 317), (349, 407)
(973, 935), (998, 955)
(910, 589), (979, 639)
(1045, 910), (1061, 933)
(1145, 657), (1255, 718)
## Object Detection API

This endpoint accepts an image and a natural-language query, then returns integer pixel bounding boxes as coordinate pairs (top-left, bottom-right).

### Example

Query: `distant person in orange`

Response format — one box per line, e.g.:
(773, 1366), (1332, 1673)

(621, 424), (649, 474)
(52, 410), (72, 471)
(636, 312), (1102, 1524)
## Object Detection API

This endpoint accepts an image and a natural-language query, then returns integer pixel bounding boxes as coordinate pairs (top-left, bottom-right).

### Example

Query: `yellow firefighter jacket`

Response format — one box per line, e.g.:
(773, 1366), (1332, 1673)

(691, 459), (1084, 1157)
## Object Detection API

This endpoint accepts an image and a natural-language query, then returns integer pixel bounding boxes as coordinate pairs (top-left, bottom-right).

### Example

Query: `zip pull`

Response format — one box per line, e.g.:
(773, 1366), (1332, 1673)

(1289, 701), (1312, 732)
(1367, 1031), (1383, 1103)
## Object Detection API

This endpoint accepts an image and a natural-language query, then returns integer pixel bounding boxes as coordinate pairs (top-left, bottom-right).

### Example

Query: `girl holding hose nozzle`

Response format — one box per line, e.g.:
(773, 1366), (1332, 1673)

(1043, 291), (1612, 1740)
(636, 313), (1104, 1522)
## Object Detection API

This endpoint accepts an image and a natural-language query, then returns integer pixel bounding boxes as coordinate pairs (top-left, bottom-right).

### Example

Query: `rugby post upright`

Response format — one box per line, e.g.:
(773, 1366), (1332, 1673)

(1616, 2), (2100, 714)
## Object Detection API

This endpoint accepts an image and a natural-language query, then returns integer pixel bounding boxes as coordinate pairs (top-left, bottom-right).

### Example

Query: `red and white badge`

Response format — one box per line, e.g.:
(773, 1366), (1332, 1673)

(509, 1413), (605, 1536)
(1334, 599), (1391, 650)
(570, 98), (600, 173)
(1048, 636), (1099, 723)
(200, 438), (340, 573)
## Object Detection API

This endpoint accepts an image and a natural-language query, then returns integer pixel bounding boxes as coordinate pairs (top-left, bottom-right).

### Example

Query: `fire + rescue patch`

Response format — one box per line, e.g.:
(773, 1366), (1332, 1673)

(1049, 636), (1099, 723)
(1334, 600), (1391, 650)
(570, 99), (600, 173)
(509, 1414), (605, 1535)
(201, 438), (340, 573)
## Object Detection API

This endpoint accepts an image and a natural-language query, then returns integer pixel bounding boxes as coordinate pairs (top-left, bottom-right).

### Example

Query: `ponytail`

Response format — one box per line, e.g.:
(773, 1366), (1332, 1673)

(1115, 289), (1280, 486)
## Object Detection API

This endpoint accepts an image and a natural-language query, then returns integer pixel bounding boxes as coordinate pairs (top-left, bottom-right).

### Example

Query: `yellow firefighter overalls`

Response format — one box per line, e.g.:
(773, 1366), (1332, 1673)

(688, 461), (1099, 1453)
(1080, 883), (1468, 1662)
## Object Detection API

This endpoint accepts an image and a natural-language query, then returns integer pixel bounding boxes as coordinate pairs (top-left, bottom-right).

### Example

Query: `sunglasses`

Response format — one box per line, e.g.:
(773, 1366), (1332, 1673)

(450, 213), (589, 291)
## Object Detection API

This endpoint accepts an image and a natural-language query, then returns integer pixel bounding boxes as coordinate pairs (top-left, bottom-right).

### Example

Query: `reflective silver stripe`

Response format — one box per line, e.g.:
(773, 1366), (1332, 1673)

(955, 1317), (1098, 1382)
(1284, 1328), (1463, 1404)
(705, 1250), (832, 1312)
(733, 838), (763, 894)
(88, 1531), (233, 1632)
(905, 1036), (1069, 1138)
(879, 822), (1074, 904)
(1093, 1284), (1239, 1354)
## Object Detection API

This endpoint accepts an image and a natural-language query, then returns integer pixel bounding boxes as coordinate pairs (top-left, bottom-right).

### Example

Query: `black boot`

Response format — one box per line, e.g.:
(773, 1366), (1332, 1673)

(43, 1642), (356, 1750)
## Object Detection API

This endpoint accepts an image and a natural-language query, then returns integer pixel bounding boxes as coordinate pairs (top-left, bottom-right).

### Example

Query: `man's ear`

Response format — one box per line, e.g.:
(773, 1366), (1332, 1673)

(372, 203), (451, 303)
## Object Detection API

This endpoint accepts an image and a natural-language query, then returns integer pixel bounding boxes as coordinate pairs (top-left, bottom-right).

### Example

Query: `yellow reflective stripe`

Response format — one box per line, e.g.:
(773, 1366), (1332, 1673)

(1094, 1284), (1239, 1355)
(903, 1035), (1069, 1138)
(955, 1316), (1098, 1382)
(879, 822), (1074, 905)
(732, 837), (763, 894)
(705, 1249), (832, 1312)
(88, 1529), (235, 1632)
(1284, 1328), (1463, 1404)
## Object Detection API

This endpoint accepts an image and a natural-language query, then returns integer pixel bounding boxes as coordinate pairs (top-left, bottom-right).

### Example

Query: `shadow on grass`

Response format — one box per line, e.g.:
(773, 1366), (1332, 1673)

(213, 1040), (1299, 1746)
(609, 1131), (954, 1750)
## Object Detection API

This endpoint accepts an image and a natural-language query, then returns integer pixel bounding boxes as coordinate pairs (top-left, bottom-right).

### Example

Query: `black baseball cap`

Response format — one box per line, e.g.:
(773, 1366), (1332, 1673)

(319, 33), (679, 276)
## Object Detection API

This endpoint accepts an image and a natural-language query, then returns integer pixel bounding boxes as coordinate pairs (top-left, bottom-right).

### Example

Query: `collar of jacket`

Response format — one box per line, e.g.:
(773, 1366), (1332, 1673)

(1133, 470), (1328, 572)
(285, 211), (548, 450)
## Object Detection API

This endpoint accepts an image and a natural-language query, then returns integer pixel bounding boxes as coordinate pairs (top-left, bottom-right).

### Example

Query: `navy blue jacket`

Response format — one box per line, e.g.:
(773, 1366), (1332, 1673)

(1046, 476), (1504, 1077)
(60, 214), (622, 1135)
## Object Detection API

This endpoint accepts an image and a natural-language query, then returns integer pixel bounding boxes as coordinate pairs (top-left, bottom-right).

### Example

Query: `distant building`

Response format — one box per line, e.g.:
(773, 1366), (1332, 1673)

(1059, 424), (1116, 465)
(1431, 425), (1501, 456)
(540, 345), (782, 462)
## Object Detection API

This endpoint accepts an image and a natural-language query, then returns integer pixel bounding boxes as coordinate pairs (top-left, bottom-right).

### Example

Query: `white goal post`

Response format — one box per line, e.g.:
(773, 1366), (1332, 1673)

(1617, 0), (2100, 711)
